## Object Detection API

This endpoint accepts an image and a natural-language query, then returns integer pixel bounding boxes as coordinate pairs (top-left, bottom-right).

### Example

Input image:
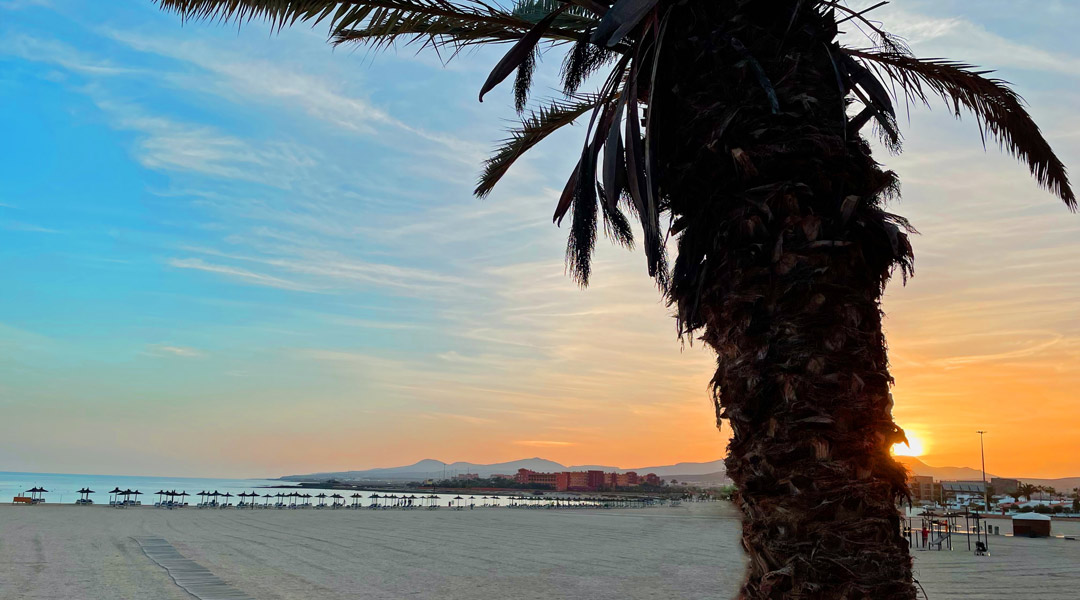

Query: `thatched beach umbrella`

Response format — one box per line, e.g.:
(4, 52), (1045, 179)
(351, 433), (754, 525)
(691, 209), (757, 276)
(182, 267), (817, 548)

(369, 493), (381, 508)
(109, 487), (122, 504)
(331, 493), (344, 507)
(350, 493), (362, 508)
(263, 493), (272, 507)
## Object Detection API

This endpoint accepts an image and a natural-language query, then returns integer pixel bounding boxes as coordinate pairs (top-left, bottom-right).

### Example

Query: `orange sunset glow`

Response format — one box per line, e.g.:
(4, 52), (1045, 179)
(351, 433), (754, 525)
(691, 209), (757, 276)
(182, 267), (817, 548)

(1, 1), (1078, 484)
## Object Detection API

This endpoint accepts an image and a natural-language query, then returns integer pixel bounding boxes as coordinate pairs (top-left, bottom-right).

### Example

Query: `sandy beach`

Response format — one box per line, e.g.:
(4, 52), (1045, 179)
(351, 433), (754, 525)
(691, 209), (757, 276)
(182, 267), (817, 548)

(1, 503), (1077, 599)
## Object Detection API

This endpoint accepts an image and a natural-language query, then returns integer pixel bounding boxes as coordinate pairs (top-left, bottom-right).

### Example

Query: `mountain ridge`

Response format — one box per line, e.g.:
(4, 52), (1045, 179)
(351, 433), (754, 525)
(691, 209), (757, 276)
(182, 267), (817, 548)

(281, 456), (1079, 491)
(280, 457), (727, 482)
(895, 456), (1080, 492)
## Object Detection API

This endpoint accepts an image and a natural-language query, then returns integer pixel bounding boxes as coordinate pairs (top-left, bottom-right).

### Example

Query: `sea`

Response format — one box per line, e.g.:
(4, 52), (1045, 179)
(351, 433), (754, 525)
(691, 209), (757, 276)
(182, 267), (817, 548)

(1, 471), (300, 505)
(0, 471), (582, 508)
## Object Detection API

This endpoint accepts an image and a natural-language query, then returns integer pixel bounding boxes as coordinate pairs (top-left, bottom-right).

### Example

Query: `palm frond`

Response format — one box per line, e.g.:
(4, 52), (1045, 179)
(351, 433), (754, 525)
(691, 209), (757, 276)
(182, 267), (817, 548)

(158, 0), (588, 49)
(332, 16), (580, 51)
(475, 95), (605, 199)
(513, 48), (539, 113)
(847, 49), (1075, 208)
(561, 34), (618, 96)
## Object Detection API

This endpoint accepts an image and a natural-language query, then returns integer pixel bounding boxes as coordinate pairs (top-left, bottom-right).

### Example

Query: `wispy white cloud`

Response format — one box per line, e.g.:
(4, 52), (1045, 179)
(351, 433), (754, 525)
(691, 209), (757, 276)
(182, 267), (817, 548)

(147, 344), (205, 358)
(514, 440), (577, 447)
(0, 34), (143, 76)
(1, 220), (59, 233)
(102, 29), (487, 166)
(167, 257), (314, 292)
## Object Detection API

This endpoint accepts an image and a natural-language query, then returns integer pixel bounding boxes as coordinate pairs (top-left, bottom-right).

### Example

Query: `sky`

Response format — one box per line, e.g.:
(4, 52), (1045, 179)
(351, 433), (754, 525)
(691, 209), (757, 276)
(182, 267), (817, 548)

(1, 1), (1078, 479)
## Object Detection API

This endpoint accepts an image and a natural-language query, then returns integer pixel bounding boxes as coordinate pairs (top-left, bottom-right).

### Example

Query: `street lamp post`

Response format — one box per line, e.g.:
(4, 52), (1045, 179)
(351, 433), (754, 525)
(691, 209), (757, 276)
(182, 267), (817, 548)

(977, 430), (989, 511)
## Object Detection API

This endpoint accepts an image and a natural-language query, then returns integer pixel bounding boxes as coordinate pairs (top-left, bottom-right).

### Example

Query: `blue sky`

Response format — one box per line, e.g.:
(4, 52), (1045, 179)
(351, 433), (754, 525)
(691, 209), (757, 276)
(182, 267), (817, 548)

(2, 0), (1079, 478)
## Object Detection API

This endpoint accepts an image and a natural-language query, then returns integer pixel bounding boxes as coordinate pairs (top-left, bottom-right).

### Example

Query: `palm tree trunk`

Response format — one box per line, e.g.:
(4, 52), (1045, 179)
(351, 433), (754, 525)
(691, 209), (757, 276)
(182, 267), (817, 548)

(654, 3), (917, 598)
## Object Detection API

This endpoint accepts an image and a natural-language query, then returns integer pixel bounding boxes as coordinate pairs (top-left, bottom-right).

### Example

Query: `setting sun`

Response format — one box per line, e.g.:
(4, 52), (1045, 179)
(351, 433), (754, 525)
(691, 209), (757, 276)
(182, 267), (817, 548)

(891, 432), (926, 457)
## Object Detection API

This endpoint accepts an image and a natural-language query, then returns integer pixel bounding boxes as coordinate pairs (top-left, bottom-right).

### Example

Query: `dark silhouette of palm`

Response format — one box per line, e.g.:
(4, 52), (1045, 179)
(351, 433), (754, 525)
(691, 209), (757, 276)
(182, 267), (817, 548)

(156, 1), (1073, 597)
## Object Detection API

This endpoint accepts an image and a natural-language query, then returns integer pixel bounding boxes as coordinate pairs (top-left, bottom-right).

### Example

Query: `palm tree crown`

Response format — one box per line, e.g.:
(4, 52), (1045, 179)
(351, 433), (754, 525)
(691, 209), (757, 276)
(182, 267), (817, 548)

(158, 0), (1072, 299)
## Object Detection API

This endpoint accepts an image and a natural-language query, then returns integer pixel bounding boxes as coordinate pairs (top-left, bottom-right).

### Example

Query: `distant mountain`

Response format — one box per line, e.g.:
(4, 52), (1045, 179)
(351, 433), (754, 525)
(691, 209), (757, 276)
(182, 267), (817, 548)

(897, 456), (1080, 493)
(282, 457), (572, 482)
(895, 456), (994, 481)
(281, 457), (727, 482)
(1021, 476), (1080, 493)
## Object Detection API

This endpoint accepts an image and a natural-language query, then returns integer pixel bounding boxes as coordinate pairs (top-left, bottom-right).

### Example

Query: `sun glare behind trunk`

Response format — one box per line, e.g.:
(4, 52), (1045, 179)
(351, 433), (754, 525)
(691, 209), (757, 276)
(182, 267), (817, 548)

(891, 433), (926, 457)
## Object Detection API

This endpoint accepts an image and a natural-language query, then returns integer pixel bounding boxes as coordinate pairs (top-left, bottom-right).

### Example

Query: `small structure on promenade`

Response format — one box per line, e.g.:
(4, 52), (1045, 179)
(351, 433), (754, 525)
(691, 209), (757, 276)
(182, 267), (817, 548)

(1013, 513), (1052, 537)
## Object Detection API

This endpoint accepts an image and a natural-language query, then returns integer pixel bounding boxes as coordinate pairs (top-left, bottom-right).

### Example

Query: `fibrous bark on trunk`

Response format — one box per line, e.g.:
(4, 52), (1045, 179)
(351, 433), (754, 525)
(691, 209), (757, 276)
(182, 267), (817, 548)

(655, 3), (917, 598)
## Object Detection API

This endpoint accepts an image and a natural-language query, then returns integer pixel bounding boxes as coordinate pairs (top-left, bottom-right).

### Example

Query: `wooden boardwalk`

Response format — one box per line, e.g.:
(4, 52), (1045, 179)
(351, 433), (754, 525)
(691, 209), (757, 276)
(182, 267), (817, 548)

(133, 536), (252, 600)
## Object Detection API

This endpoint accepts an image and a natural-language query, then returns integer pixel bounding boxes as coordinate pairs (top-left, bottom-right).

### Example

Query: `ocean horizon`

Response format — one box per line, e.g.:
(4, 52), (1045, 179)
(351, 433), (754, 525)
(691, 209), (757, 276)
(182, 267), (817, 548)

(1, 471), (291, 505)
(1, 471), (565, 507)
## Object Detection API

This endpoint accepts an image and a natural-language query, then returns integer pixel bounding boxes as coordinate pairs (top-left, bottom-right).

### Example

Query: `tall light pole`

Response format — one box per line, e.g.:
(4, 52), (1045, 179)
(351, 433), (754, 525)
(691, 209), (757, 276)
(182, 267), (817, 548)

(977, 430), (989, 511)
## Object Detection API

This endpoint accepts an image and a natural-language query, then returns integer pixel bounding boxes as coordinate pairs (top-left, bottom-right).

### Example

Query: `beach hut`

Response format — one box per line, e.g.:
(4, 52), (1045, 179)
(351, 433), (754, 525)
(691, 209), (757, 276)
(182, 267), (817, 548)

(1013, 513), (1052, 537)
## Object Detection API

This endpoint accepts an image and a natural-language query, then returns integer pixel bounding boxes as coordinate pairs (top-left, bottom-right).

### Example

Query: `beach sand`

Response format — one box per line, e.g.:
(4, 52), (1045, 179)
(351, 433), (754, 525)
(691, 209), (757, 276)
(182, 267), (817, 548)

(1, 503), (1077, 599)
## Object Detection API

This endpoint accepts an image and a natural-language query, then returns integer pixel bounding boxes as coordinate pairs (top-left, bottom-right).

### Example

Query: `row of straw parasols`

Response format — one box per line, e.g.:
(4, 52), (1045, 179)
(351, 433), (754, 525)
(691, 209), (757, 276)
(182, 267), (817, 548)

(23, 487), (662, 509)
